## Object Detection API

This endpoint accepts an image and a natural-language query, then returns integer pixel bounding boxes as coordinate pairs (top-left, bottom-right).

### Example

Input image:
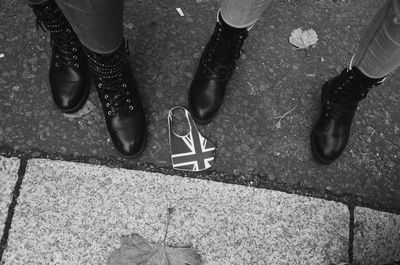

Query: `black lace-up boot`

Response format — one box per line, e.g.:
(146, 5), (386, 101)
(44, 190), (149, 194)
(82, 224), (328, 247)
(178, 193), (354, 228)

(189, 17), (248, 124)
(85, 40), (146, 158)
(311, 66), (385, 164)
(29, 0), (89, 113)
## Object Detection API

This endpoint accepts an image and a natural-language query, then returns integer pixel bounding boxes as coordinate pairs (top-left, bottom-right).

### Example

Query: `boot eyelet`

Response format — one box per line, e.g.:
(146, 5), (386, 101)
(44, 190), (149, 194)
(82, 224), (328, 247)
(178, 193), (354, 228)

(126, 99), (131, 103)
(72, 47), (77, 52)
(104, 95), (109, 99)
(106, 103), (110, 107)
(55, 62), (59, 68)
(107, 111), (112, 116)
(122, 83), (127, 88)
(129, 106), (134, 110)
(74, 63), (79, 68)
(66, 28), (71, 33)
(73, 55), (78, 60)
(98, 83), (102, 88)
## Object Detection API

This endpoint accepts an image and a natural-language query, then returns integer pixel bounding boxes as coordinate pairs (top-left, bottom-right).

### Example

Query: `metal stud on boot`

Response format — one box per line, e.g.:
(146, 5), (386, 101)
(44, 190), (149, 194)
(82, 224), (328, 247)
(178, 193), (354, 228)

(29, 0), (89, 113)
(311, 66), (385, 164)
(188, 19), (248, 124)
(85, 40), (146, 158)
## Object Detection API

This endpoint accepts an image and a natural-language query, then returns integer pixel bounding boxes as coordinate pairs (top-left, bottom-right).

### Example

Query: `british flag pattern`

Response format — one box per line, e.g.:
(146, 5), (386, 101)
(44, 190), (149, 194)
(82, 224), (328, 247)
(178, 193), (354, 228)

(168, 107), (216, 172)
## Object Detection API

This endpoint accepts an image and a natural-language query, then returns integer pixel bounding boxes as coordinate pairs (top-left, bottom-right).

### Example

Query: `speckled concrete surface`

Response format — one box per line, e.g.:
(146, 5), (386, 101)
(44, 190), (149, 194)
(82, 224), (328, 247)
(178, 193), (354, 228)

(1, 0), (399, 212)
(2, 159), (349, 265)
(353, 207), (400, 265)
(0, 156), (20, 239)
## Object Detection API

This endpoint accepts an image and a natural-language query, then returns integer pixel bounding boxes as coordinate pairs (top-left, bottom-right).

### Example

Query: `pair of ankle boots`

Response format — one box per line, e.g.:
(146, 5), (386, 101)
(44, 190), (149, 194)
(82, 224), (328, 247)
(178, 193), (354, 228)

(30, 0), (146, 157)
(188, 16), (385, 164)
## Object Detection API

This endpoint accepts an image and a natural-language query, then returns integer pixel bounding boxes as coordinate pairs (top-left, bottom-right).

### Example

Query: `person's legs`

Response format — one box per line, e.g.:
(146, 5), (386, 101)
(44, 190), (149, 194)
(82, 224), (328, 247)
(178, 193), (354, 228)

(28, 0), (146, 157)
(58, 0), (146, 157)
(353, 0), (400, 78)
(188, 0), (273, 124)
(311, 0), (399, 164)
(221, 0), (273, 28)
(28, 0), (90, 113)
(54, 0), (123, 54)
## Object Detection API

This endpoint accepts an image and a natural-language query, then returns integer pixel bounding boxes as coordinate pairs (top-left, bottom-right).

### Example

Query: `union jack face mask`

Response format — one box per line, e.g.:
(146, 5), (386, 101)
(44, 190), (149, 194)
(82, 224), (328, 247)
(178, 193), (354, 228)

(168, 107), (216, 172)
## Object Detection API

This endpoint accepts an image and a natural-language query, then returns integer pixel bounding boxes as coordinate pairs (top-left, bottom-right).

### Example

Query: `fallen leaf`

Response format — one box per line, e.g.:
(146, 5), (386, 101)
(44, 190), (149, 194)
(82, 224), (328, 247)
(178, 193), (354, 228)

(107, 234), (202, 265)
(289, 28), (318, 49)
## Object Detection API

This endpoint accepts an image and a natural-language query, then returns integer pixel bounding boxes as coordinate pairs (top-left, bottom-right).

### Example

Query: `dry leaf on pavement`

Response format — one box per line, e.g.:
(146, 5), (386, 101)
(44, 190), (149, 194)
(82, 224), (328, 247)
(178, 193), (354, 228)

(289, 28), (318, 49)
(107, 234), (202, 265)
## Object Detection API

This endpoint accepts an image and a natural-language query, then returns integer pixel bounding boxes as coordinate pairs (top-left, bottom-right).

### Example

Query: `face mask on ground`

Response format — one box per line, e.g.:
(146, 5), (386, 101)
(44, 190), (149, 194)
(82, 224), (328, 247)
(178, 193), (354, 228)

(167, 106), (216, 172)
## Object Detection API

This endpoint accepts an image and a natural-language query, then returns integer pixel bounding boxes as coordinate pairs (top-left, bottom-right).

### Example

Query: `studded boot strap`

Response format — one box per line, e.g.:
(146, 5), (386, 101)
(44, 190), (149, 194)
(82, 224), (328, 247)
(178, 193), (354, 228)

(84, 40), (130, 80)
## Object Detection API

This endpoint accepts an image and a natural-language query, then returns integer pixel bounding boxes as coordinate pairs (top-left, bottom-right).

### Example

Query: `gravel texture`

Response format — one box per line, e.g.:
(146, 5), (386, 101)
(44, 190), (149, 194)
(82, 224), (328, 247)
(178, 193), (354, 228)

(0, 156), (20, 239)
(3, 159), (349, 265)
(353, 207), (400, 265)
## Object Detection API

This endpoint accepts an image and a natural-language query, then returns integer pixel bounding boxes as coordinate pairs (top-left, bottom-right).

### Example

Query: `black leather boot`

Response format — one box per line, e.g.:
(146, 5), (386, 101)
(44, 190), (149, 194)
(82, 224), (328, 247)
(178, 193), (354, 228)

(189, 18), (248, 124)
(29, 0), (89, 113)
(85, 40), (146, 158)
(311, 67), (385, 164)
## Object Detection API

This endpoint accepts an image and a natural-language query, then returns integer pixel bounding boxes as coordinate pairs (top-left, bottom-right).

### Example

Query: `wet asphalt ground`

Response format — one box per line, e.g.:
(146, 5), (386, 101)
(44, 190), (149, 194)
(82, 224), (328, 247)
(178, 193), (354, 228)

(0, 0), (399, 213)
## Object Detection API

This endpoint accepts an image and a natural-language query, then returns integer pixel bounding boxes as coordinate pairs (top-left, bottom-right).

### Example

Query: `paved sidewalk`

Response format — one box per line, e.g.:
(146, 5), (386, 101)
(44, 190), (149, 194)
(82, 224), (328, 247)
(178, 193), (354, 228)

(0, 156), (399, 265)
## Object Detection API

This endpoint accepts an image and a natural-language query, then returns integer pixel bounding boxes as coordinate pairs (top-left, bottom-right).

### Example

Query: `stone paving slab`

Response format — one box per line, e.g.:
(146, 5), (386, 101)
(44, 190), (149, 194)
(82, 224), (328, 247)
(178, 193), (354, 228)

(353, 207), (400, 265)
(0, 156), (20, 239)
(2, 158), (349, 265)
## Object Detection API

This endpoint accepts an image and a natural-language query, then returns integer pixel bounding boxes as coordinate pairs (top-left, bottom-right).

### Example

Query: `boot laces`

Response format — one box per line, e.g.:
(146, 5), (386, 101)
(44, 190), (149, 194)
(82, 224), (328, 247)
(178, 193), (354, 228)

(203, 25), (247, 80)
(324, 73), (366, 121)
(87, 42), (134, 115)
(99, 75), (133, 115)
(35, 14), (78, 66)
